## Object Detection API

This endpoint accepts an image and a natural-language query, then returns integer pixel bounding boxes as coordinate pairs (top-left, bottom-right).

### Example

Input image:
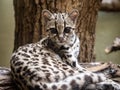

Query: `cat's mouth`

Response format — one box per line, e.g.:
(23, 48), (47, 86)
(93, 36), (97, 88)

(53, 37), (68, 45)
(58, 37), (65, 43)
(56, 41), (68, 46)
(59, 40), (65, 43)
(57, 42), (65, 45)
(58, 37), (68, 43)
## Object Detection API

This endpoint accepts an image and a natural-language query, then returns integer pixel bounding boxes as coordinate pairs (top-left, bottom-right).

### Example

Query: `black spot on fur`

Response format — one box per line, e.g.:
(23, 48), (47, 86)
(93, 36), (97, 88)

(16, 67), (22, 73)
(14, 61), (24, 66)
(62, 63), (67, 66)
(27, 61), (32, 64)
(30, 74), (37, 81)
(70, 80), (76, 86)
(98, 75), (103, 82)
(68, 70), (74, 74)
(96, 84), (115, 90)
(22, 48), (27, 52)
(14, 79), (22, 89)
(29, 50), (33, 54)
(72, 85), (80, 90)
(25, 69), (31, 75)
(81, 75), (93, 90)
(11, 55), (19, 62)
(54, 71), (59, 74)
(72, 61), (76, 67)
(46, 73), (51, 82)
(40, 52), (43, 55)
(41, 66), (47, 68)
(60, 45), (69, 50)
(11, 66), (15, 73)
(23, 70), (36, 76)
(34, 54), (39, 57)
(33, 62), (39, 66)
(27, 85), (34, 90)
(61, 84), (68, 90)
(77, 77), (81, 80)
(23, 58), (29, 61)
(22, 79), (27, 86)
(42, 70), (49, 72)
(19, 75), (24, 80)
(14, 74), (18, 78)
(52, 85), (57, 90)
(36, 77), (42, 81)
(63, 67), (69, 70)
(23, 66), (28, 71)
(70, 80), (80, 90)
(43, 84), (47, 89)
(34, 85), (42, 90)
(65, 60), (72, 66)
(45, 53), (50, 56)
(18, 52), (21, 55)
(33, 48), (37, 52)
(22, 53), (30, 58)
(35, 67), (41, 71)
(67, 54), (72, 57)
(42, 58), (51, 66)
(84, 75), (93, 83)
(55, 75), (60, 82)
(79, 70), (84, 73)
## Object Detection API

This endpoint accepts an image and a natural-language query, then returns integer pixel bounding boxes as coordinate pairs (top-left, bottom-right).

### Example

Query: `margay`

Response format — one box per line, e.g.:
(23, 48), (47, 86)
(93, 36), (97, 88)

(10, 9), (120, 90)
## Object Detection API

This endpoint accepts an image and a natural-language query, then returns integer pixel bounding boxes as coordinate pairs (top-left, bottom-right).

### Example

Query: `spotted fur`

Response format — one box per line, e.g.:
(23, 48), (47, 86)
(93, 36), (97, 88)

(10, 10), (120, 90)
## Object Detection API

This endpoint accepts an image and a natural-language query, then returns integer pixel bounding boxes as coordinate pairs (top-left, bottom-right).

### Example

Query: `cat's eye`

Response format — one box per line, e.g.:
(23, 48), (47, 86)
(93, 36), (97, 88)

(64, 27), (71, 33)
(50, 28), (58, 34)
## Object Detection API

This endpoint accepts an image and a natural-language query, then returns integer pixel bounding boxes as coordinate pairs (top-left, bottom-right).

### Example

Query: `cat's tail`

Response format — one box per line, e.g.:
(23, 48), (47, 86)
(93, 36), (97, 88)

(13, 69), (120, 90)
(44, 73), (120, 90)
(39, 72), (119, 90)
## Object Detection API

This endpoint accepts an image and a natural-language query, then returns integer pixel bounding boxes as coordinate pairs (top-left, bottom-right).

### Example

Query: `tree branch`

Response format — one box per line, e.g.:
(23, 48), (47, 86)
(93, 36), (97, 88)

(105, 37), (120, 54)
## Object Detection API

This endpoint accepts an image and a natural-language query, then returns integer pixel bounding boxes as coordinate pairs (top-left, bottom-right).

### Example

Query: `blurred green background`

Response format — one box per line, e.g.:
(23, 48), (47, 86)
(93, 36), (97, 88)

(0, 0), (14, 67)
(0, 0), (120, 67)
(95, 12), (120, 64)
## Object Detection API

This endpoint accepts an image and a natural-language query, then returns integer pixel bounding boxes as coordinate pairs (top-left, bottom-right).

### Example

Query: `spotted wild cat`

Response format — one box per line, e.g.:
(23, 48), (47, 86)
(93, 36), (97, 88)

(10, 9), (120, 90)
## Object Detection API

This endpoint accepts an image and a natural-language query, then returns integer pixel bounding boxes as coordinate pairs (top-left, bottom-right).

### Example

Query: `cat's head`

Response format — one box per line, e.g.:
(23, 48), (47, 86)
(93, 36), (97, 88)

(42, 9), (79, 46)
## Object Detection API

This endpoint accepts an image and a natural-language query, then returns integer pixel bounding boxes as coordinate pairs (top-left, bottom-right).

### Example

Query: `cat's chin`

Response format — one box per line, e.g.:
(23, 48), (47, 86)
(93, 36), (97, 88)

(57, 42), (65, 45)
(57, 42), (70, 48)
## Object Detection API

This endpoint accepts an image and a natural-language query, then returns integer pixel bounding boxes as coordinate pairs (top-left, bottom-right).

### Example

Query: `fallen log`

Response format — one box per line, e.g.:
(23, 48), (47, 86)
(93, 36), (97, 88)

(0, 67), (16, 90)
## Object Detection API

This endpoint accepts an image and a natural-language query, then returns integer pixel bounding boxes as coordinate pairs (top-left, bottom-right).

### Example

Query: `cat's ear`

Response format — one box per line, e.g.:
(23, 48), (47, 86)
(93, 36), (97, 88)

(69, 9), (79, 23)
(42, 10), (53, 21)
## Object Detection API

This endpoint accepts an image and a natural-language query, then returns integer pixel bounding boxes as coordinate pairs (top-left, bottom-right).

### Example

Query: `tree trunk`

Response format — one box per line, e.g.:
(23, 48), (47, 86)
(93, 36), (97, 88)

(13, 0), (101, 62)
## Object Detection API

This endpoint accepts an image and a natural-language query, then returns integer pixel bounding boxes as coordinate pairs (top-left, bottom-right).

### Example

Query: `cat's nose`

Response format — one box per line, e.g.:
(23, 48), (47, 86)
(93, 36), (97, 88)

(59, 37), (64, 42)
(59, 35), (64, 42)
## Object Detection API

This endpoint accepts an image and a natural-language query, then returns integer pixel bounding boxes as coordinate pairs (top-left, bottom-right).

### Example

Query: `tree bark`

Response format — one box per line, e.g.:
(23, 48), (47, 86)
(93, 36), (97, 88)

(13, 0), (101, 62)
(77, 1), (101, 62)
